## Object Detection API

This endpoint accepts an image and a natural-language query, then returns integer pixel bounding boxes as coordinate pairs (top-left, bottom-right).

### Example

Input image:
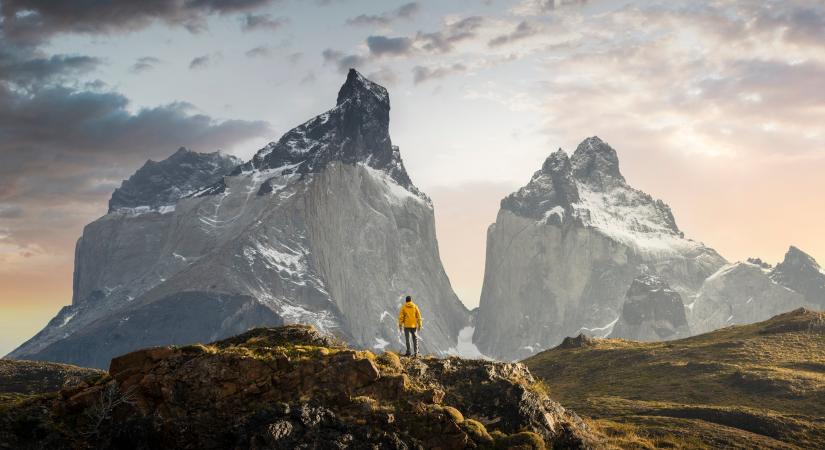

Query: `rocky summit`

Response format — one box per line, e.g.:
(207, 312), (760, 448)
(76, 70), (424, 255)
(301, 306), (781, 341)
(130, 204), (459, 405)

(108, 148), (241, 213)
(474, 137), (726, 360)
(770, 246), (825, 310)
(7, 70), (468, 368)
(0, 325), (595, 450)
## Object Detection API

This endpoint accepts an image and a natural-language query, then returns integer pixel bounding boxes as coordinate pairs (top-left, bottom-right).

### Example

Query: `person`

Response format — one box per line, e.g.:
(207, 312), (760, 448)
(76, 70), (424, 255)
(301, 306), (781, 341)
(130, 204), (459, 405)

(398, 295), (422, 357)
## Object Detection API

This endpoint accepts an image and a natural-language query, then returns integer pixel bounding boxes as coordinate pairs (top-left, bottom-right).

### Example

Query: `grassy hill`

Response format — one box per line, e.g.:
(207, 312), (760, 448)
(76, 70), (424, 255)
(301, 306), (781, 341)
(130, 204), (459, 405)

(525, 308), (825, 449)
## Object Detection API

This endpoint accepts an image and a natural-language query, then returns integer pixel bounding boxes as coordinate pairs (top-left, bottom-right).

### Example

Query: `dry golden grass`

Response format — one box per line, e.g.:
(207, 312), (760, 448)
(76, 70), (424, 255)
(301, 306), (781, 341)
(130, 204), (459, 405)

(526, 309), (825, 449)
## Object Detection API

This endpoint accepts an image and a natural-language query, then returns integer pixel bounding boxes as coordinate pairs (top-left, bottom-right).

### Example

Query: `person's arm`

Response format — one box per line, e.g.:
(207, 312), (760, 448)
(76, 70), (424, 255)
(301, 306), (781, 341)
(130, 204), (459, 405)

(416, 306), (422, 330)
(398, 308), (405, 331)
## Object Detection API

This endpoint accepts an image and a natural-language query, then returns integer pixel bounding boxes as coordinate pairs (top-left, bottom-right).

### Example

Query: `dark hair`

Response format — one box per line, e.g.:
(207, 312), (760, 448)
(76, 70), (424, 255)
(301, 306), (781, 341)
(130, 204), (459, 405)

(405, 295), (412, 302)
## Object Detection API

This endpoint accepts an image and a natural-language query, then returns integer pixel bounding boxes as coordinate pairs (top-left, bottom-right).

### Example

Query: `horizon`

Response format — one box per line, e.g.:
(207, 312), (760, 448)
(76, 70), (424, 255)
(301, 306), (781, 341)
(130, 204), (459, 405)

(2, 0), (825, 356)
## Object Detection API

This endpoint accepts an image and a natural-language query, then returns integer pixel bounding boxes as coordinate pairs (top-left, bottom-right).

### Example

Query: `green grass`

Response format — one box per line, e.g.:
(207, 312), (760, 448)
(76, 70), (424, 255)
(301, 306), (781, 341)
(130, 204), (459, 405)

(525, 308), (825, 449)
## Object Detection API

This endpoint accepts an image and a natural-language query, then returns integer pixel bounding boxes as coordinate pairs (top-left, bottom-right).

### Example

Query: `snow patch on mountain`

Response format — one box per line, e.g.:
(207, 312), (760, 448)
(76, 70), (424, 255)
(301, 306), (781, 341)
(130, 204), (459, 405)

(447, 326), (488, 360)
(578, 316), (620, 337)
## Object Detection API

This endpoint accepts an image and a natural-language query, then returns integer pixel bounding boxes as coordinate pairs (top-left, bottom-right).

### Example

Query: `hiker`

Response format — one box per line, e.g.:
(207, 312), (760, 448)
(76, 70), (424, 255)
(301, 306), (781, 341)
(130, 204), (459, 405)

(398, 295), (422, 357)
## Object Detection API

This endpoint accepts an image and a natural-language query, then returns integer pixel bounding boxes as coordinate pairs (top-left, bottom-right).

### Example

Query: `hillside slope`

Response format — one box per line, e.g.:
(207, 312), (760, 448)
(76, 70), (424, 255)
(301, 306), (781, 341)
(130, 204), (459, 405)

(525, 308), (825, 449)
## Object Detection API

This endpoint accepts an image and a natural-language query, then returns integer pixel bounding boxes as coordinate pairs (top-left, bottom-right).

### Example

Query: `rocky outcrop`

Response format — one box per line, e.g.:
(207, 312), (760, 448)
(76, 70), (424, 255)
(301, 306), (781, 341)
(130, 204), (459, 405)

(689, 261), (806, 335)
(109, 148), (240, 213)
(1, 325), (596, 449)
(8, 70), (468, 368)
(770, 246), (825, 309)
(474, 137), (726, 360)
(609, 275), (690, 341)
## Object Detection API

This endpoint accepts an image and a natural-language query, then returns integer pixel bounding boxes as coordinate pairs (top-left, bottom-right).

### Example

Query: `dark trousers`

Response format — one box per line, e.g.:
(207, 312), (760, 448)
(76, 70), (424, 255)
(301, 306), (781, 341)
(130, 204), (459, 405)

(404, 327), (418, 355)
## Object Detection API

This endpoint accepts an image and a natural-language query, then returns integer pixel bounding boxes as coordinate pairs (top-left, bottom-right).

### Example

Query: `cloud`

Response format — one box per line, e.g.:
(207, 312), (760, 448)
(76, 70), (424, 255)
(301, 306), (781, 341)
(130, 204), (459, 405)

(322, 49), (367, 73)
(750, 3), (825, 47)
(488, 21), (540, 47)
(415, 16), (485, 52)
(0, 50), (99, 87)
(189, 53), (221, 70)
(366, 35), (414, 56)
(245, 46), (272, 58)
(346, 2), (420, 26)
(363, 16), (486, 59)
(0, 30), (270, 260)
(367, 67), (399, 86)
(412, 63), (467, 84)
(0, 205), (23, 219)
(0, 0), (284, 43)
(512, 0), (589, 16)
(241, 13), (289, 32)
(130, 56), (161, 73)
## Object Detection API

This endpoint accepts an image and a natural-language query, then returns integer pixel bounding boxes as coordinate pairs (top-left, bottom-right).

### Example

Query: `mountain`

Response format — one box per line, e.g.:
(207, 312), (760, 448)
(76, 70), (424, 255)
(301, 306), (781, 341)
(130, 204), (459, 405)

(108, 147), (241, 213)
(526, 308), (825, 449)
(771, 246), (825, 309)
(474, 137), (727, 360)
(689, 260), (806, 335)
(7, 69), (468, 368)
(608, 274), (690, 341)
(0, 325), (596, 449)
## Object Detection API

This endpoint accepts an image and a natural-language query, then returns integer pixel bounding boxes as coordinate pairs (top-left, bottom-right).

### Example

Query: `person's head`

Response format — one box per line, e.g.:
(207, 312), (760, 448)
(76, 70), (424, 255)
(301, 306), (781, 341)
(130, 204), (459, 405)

(405, 295), (412, 303)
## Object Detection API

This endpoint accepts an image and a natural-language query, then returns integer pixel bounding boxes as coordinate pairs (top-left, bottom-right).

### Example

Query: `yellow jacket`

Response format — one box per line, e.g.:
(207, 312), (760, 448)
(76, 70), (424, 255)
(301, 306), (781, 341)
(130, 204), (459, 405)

(398, 301), (422, 329)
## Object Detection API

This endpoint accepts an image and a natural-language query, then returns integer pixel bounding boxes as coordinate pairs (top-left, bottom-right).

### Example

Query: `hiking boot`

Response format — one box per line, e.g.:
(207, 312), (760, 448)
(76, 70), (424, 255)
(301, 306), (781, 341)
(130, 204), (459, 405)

(403, 352), (411, 357)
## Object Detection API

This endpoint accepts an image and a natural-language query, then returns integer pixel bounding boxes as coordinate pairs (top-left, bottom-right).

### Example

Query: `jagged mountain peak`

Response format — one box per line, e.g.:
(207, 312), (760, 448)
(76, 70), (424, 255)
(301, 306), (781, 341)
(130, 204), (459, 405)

(108, 148), (240, 213)
(541, 148), (572, 174)
(770, 245), (825, 308)
(571, 136), (625, 188)
(336, 68), (389, 108)
(501, 148), (579, 222)
(500, 137), (687, 246)
(235, 69), (422, 199)
(778, 246), (821, 270)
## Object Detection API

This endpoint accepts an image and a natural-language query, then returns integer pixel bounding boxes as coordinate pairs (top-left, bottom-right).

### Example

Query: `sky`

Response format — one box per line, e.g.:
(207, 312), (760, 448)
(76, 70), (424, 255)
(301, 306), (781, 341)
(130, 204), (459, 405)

(1, 0), (824, 356)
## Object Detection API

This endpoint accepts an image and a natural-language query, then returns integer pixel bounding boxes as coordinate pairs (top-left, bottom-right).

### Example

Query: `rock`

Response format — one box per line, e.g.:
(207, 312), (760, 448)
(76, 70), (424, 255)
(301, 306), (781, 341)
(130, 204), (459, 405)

(475, 136), (726, 360)
(609, 274), (691, 341)
(557, 334), (596, 349)
(108, 147), (240, 213)
(770, 246), (825, 309)
(2, 325), (597, 449)
(265, 420), (294, 441)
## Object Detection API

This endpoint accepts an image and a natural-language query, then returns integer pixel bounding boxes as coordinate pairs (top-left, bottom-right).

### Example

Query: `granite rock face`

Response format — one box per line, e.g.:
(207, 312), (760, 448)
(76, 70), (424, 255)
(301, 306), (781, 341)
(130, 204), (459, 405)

(8, 70), (468, 368)
(474, 137), (727, 360)
(609, 275), (690, 341)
